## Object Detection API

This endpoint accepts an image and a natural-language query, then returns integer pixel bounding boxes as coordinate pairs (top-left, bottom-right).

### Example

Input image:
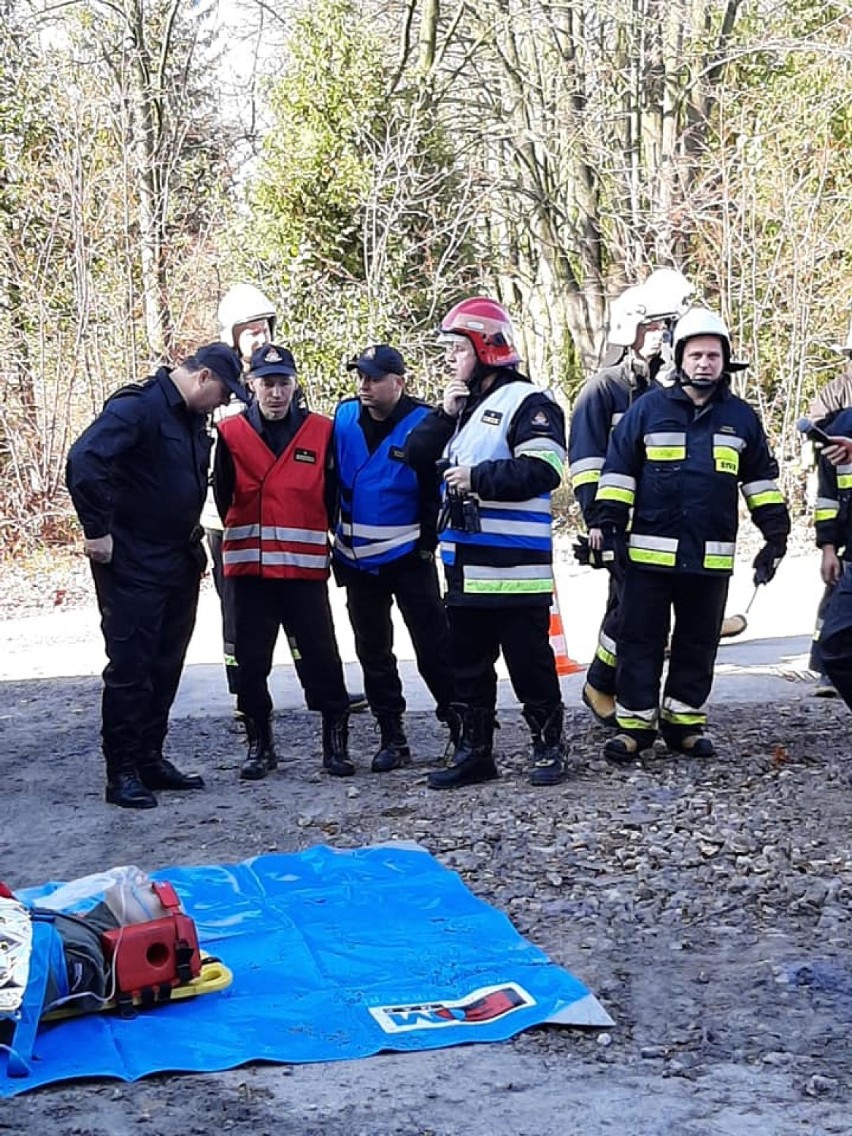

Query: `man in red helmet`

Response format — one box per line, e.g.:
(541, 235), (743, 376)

(404, 297), (568, 789)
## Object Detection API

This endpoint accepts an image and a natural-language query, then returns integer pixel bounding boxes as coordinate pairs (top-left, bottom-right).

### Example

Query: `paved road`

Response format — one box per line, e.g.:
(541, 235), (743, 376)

(0, 551), (828, 717)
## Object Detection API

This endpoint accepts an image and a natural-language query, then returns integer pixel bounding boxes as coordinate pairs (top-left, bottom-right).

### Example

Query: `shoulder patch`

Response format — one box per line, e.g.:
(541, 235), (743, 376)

(530, 409), (550, 428)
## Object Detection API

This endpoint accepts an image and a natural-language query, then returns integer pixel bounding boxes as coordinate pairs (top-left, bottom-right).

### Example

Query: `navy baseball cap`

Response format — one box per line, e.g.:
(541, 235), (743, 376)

(190, 342), (248, 402)
(249, 343), (298, 378)
(346, 344), (405, 379)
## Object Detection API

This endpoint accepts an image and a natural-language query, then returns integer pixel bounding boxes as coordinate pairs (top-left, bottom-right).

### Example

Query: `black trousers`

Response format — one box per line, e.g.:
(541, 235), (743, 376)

(233, 576), (349, 721)
(91, 559), (200, 772)
(819, 564), (852, 707)
(448, 604), (561, 713)
(587, 571), (622, 695)
(205, 528), (239, 695)
(343, 555), (454, 716)
(616, 568), (728, 744)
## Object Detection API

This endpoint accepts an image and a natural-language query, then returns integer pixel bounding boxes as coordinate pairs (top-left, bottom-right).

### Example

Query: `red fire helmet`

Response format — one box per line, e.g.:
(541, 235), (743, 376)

(440, 297), (521, 368)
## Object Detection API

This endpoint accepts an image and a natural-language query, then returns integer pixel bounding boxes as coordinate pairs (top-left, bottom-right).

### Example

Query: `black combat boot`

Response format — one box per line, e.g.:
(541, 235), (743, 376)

(322, 712), (355, 777)
(240, 717), (279, 781)
(523, 704), (567, 786)
(137, 749), (205, 791)
(371, 714), (411, 772)
(105, 755), (158, 810)
(427, 706), (498, 790)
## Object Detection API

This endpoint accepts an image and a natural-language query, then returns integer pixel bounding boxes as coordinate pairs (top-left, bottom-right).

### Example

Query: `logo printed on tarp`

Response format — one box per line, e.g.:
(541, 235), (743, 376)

(369, 982), (534, 1033)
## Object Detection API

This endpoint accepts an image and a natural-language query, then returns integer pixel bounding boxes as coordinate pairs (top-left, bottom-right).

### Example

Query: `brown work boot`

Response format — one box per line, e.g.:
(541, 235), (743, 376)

(582, 682), (617, 728)
(720, 614), (747, 639)
(603, 733), (641, 763)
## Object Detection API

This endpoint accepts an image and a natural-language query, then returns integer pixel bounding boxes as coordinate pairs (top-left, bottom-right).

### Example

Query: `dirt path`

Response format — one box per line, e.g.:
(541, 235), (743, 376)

(1, 663), (851, 1134)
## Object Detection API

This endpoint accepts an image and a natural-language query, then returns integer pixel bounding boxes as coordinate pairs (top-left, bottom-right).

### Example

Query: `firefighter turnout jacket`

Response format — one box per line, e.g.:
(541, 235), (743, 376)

(596, 382), (790, 572)
(568, 355), (661, 527)
(814, 406), (852, 559)
(215, 403), (332, 580)
(404, 370), (566, 606)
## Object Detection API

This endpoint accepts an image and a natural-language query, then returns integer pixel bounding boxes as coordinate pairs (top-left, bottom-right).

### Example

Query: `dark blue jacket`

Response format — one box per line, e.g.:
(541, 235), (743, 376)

(66, 368), (211, 580)
(814, 406), (852, 558)
(568, 356), (661, 527)
(596, 381), (790, 574)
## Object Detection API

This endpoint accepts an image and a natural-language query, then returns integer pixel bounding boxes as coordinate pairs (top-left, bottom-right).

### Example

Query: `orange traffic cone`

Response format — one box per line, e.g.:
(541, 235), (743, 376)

(549, 586), (584, 676)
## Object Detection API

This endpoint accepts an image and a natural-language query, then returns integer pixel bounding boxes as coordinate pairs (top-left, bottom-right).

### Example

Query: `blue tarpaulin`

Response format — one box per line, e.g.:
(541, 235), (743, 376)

(1, 843), (611, 1095)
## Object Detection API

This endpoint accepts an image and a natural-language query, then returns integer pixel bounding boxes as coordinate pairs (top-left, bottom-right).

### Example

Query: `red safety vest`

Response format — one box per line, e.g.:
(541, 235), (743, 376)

(219, 413), (332, 580)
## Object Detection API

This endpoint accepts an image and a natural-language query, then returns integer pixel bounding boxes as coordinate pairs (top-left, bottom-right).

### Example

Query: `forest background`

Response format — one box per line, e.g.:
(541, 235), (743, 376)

(0, 0), (850, 550)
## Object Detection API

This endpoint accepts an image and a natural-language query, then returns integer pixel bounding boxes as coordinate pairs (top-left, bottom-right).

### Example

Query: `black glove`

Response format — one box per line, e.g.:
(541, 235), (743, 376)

(573, 533), (623, 572)
(752, 540), (786, 586)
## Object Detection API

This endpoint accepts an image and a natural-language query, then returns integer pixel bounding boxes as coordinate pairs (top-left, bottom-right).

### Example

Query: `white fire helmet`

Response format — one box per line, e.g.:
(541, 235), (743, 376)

(607, 268), (696, 348)
(217, 283), (277, 348)
(672, 307), (732, 367)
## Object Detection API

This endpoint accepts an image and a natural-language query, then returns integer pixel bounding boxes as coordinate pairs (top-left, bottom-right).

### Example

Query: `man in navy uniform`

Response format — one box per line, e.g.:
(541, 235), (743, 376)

(66, 343), (246, 809)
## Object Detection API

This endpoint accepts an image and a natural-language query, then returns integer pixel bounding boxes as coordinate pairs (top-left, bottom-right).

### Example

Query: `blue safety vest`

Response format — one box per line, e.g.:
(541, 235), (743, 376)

(333, 399), (430, 570)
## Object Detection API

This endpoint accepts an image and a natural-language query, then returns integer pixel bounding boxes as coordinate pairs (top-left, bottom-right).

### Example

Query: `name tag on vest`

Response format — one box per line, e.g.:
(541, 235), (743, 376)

(481, 409), (503, 426)
(294, 448), (317, 464)
(389, 445), (406, 462)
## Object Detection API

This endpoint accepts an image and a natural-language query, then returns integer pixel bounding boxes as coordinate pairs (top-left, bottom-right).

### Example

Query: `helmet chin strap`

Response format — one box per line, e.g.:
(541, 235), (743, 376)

(675, 367), (725, 391)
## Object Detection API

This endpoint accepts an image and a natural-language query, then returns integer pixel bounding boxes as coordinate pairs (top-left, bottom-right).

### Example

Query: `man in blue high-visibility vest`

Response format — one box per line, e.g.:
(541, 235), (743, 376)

(332, 345), (456, 771)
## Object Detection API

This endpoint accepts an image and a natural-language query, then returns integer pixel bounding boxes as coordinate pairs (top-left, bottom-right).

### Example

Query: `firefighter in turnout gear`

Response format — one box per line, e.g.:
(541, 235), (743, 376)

(816, 430), (852, 709)
(570, 269), (694, 727)
(213, 344), (354, 779)
(404, 297), (568, 789)
(594, 307), (790, 761)
(332, 345), (456, 771)
(809, 406), (852, 690)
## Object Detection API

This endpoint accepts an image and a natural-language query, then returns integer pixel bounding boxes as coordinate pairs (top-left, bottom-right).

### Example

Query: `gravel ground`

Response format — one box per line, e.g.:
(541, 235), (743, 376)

(1, 677), (850, 1134)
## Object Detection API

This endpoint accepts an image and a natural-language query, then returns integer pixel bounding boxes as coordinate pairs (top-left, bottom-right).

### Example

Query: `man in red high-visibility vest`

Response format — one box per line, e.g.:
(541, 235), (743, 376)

(213, 343), (353, 780)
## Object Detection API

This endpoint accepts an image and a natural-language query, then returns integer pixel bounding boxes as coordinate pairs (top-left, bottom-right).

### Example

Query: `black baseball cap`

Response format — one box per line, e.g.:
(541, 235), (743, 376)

(189, 343), (248, 402)
(249, 343), (298, 378)
(346, 344), (405, 379)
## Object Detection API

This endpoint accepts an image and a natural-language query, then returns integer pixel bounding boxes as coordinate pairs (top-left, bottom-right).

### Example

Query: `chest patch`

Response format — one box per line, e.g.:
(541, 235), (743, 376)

(294, 448), (317, 464)
(481, 409), (503, 426)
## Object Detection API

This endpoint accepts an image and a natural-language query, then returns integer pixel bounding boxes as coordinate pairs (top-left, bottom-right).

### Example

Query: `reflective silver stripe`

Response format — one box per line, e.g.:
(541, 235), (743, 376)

(713, 434), (746, 451)
(515, 438), (566, 461)
(704, 540), (735, 557)
(815, 497), (839, 510)
(569, 456), (605, 476)
(439, 541), (456, 557)
(643, 432), (686, 447)
(335, 531), (419, 558)
(662, 695), (708, 715)
(223, 549), (261, 564)
(598, 629), (616, 653)
(224, 523), (261, 541)
(611, 412), (624, 428)
(261, 525), (327, 545)
(346, 522), (420, 541)
(836, 463), (852, 476)
(598, 473), (636, 492)
(263, 552), (329, 569)
(615, 702), (657, 725)
(464, 564), (554, 580)
(741, 480), (778, 497)
(628, 533), (679, 553)
(477, 497), (552, 514)
(480, 518), (550, 537)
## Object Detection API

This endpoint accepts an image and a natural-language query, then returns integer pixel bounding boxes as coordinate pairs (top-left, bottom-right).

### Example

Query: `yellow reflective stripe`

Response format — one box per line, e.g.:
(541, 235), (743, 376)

(596, 644), (617, 668)
(704, 555), (734, 570)
(747, 490), (785, 508)
(597, 486), (635, 504)
(572, 469), (601, 489)
(629, 547), (676, 566)
(838, 475), (852, 490)
(815, 507), (839, 522)
(524, 449), (564, 477)
(713, 446), (739, 475)
(463, 578), (553, 594)
(661, 708), (707, 726)
(646, 447), (685, 461)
